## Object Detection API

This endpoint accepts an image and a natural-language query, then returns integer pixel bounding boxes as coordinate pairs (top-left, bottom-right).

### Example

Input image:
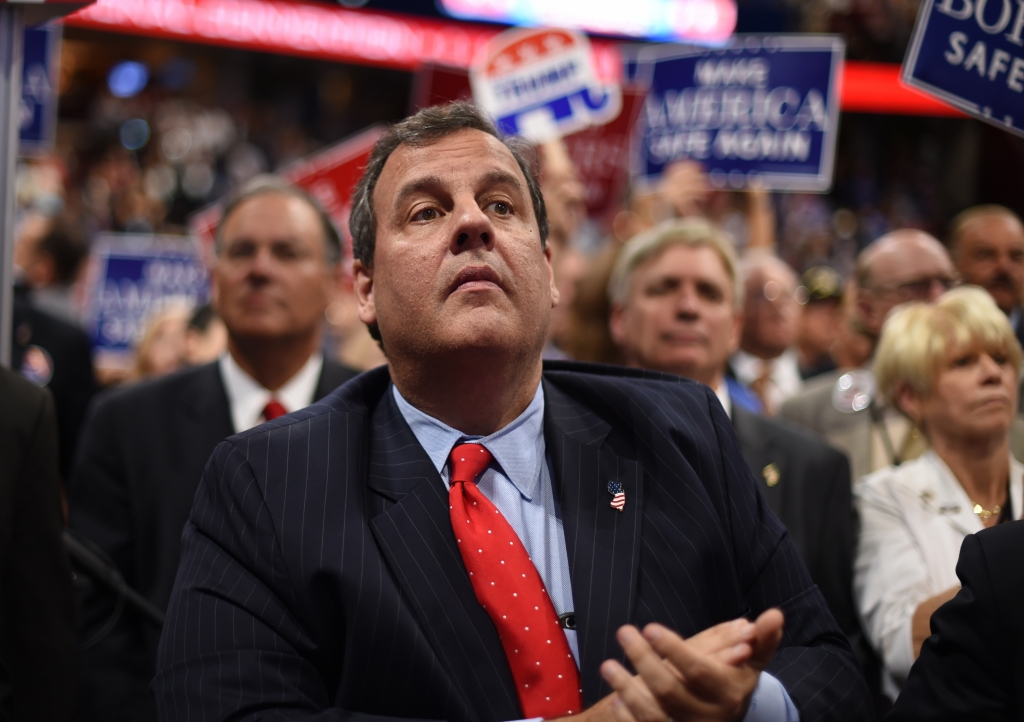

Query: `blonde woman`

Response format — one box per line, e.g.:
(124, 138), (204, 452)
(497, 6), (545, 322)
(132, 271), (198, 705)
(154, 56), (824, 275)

(855, 286), (1023, 701)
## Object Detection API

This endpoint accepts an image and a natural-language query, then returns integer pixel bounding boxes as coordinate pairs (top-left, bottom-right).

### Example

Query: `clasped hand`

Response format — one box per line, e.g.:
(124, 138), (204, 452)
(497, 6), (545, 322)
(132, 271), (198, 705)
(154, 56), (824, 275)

(554, 609), (784, 722)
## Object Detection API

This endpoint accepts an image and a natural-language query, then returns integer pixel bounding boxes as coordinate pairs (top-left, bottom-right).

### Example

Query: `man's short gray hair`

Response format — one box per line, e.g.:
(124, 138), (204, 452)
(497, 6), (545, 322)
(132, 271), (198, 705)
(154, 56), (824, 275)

(215, 174), (343, 265)
(608, 219), (742, 310)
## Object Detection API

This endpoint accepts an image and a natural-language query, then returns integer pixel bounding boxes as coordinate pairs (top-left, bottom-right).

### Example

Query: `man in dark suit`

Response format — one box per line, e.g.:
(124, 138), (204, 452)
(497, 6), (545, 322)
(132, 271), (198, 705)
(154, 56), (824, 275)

(885, 520), (1024, 721)
(156, 102), (871, 721)
(69, 177), (358, 721)
(608, 218), (860, 653)
(11, 283), (96, 479)
(0, 366), (76, 721)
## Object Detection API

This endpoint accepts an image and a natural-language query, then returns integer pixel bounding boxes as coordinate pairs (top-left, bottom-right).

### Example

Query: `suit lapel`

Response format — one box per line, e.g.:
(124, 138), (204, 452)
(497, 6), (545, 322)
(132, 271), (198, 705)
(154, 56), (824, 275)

(367, 390), (521, 722)
(544, 381), (643, 706)
(315, 360), (358, 400)
(731, 407), (784, 511)
(184, 362), (234, 442)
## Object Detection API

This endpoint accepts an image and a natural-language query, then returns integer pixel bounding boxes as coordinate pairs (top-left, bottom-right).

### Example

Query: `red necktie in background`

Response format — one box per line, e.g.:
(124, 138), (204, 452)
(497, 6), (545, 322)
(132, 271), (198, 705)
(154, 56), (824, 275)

(262, 399), (288, 421)
(448, 443), (582, 719)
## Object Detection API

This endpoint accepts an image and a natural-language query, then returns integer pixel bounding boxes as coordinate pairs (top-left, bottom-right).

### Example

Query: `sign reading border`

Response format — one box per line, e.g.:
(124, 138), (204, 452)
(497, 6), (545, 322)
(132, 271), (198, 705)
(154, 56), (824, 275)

(634, 35), (845, 192)
(903, 0), (1024, 138)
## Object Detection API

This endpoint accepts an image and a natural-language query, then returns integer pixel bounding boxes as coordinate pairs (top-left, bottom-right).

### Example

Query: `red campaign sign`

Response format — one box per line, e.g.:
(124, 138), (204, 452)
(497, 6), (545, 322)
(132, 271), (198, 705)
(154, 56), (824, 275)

(410, 63), (644, 222)
(189, 124), (384, 267)
(410, 63), (474, 113)
(562, 85), (645, 220)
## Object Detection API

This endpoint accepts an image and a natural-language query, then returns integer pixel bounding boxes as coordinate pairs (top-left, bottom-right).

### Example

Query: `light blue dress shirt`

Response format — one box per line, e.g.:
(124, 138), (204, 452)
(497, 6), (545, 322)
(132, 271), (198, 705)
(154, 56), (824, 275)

(392, 383), (799, 722)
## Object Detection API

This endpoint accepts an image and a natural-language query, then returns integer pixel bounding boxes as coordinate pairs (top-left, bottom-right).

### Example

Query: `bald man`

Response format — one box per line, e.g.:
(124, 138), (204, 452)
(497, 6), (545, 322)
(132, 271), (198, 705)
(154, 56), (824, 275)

(732, 253), (804, 415)
(948, 206), (1024, 349)
(778, 230), (957, 482)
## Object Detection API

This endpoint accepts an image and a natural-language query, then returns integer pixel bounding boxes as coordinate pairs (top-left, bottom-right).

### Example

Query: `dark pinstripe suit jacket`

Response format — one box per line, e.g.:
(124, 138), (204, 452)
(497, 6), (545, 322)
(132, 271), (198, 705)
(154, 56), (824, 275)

(155, 361), (872, 722)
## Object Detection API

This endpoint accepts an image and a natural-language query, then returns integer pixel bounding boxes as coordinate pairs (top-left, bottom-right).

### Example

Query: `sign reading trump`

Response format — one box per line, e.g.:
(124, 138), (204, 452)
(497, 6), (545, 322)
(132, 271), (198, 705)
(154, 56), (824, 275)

(903, 0), (1024, 138)
(471, 27), (621, 143)
(634, 36), (845, 191)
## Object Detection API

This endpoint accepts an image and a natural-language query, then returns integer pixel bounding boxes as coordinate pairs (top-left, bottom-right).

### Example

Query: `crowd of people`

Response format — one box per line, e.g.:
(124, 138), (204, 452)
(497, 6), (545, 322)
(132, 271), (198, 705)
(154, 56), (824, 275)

(5, 91), (1024, 721)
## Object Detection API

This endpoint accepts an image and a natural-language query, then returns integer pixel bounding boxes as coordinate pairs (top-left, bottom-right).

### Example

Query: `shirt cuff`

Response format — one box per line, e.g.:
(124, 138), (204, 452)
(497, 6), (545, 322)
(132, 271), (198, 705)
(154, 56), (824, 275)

(742, 672), (800, 722)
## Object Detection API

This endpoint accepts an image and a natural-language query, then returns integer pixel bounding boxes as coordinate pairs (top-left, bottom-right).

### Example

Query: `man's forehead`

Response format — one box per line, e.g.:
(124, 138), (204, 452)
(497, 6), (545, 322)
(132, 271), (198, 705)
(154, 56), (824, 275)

(962, 214), (1024, 244)
(641, 243), (731, 284)
(222, 192), (320, 241)
(375, 129), (524, 202)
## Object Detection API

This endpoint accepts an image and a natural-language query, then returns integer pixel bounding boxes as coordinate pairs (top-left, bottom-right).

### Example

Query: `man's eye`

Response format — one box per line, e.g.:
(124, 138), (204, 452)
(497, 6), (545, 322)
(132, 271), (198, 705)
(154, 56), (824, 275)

(226, 244), (255, 259)
(488, 201), (511, 216)
(413, 208), (439, 222)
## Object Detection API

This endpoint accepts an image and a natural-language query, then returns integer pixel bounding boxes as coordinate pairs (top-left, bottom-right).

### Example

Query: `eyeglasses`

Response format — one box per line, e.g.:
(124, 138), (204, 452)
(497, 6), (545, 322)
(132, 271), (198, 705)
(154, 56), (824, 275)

(757, 280), (807, 305)
(869, 274), (960, 301)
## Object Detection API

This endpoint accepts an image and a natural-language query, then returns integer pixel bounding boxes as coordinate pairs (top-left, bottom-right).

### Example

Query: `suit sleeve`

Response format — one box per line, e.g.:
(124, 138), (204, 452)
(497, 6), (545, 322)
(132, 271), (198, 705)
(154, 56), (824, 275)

(68, 393), (156, 718)
(885, 532), (1010, 721)
(155, 440), (436, 722)
(705, 387), (872, 722)
(5, 386), (76, 721)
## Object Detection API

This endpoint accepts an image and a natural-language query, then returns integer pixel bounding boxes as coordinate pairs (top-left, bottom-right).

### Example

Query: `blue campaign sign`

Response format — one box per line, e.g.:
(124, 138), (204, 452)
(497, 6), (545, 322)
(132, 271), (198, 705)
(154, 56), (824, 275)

(20, 24), (61, 155)
(903, 0), (1024, 137)
(634, 36), (845, 191)
(85, 236), (209, 363)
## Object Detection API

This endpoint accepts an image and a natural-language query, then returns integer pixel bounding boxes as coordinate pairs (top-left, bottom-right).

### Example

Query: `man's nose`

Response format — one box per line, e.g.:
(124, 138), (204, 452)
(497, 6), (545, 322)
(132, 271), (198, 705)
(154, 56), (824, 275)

(450, 201), (494, 253)
(674, 289), (700, 318)
(925, 278), (948, 302)
(246, 246), (274, 280)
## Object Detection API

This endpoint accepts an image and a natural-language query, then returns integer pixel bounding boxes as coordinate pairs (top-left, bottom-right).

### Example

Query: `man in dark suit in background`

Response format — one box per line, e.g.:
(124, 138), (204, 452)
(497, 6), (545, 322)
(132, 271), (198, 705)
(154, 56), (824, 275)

(0, 366), (76, 721)
(885, 520), (1024, 721)
(157, 102), (871, 721)
(608, 218), (860, 655)
(69, 177), (358, 721)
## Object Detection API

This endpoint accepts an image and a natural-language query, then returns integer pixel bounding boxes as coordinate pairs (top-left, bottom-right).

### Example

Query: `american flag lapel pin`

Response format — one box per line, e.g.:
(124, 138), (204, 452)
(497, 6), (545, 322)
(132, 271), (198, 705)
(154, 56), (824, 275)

(608, 480), (625, 512)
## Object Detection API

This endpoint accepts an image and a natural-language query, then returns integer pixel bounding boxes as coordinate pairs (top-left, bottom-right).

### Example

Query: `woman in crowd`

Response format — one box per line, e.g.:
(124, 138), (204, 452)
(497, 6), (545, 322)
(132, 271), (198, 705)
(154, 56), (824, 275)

(854, 286), (1023, 701)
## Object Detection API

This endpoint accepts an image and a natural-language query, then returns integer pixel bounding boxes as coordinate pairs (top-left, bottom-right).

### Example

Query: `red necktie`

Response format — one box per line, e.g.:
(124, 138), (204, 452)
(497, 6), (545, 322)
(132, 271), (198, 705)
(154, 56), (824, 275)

(262, 399), (288, 421)
(448, 443), (582, 719)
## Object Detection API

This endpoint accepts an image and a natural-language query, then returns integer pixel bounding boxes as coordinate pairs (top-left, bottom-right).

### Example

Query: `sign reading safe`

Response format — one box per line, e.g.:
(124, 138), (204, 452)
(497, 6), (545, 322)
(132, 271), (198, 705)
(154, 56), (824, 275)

(903, 0), (1024, 138)
(635, 36), (845, 192)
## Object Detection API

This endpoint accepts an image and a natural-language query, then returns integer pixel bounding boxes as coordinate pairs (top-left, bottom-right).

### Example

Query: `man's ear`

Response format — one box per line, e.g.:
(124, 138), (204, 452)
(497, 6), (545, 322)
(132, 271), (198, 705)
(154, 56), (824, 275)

(544, 244), (560, 308)
(209, 265), (221, 315)
(352, 259), (377, 327)
(728, 309), (744, 355)
(609, 303), (626, 347)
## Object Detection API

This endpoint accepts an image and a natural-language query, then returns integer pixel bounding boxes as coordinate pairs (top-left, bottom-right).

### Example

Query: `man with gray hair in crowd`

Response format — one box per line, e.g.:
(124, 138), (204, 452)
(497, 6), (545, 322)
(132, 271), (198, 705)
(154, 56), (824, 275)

(779, 229), (959, 483)
(731, 253), (805, 415)
(69, 176), (358, 721)
(608, 218), (863, 674)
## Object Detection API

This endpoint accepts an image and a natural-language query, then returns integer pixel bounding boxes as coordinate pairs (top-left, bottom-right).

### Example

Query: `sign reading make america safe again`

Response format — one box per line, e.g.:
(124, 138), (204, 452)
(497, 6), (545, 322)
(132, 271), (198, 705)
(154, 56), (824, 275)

(903, 0), (1024, 138)
(634, 36), (845, 192)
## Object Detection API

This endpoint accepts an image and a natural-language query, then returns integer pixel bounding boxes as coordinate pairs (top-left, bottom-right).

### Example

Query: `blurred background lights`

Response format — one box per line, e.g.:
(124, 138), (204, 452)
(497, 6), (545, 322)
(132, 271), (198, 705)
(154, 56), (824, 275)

(107, 60), (150, 98)
(119, 118), (150, 150)
(437, 0), (737, 45)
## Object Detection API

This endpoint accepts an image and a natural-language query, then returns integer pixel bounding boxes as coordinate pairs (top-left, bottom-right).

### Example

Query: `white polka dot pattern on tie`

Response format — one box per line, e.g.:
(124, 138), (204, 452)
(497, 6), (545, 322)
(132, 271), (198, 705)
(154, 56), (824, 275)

(446, 442), (582, 718)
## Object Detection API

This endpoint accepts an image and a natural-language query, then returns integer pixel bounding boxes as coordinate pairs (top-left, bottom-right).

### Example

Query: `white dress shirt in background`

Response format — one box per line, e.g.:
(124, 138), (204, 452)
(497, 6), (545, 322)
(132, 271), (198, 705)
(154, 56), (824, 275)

(732, 349), (803, 414)
(219, 351), (323, 432)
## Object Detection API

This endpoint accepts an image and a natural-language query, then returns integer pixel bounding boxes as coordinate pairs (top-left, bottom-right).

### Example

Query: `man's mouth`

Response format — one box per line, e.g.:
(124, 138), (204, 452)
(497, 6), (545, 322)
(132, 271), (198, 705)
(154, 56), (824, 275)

(449, 265), (504, 294)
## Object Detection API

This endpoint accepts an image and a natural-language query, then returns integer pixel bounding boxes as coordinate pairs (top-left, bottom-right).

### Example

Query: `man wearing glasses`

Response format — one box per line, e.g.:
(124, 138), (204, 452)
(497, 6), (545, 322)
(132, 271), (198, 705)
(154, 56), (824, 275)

(779, 229), (958, 483)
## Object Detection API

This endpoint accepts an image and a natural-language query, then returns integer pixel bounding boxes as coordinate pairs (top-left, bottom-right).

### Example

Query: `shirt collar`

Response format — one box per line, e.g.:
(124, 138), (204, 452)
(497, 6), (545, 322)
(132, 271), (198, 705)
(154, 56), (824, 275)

(219, 351), (324, 432)
(715, 380), (732, 419)
(391, 382), (546, 502)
